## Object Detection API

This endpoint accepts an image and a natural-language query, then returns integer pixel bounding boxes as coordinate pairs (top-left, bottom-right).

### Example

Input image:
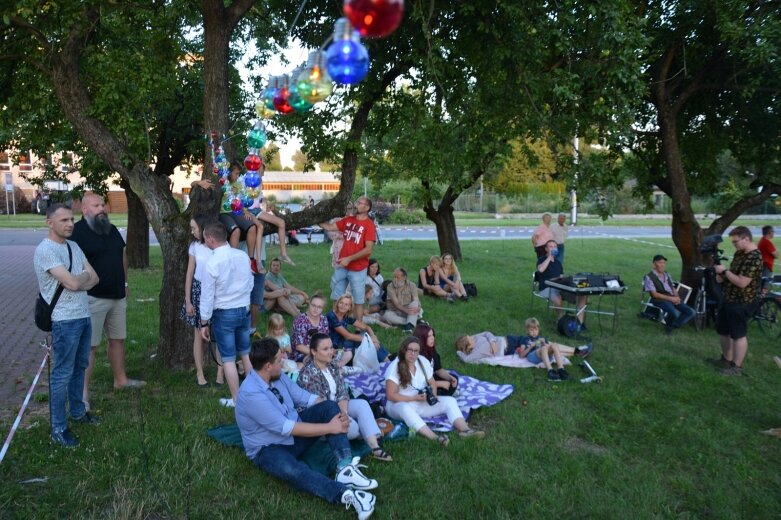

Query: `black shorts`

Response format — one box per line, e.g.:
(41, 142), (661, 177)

(219, 213), (255, 240)
(715, 302), (754, 340)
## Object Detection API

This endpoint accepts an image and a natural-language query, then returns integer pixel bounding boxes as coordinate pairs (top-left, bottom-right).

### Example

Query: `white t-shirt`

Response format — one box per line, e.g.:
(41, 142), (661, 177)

(322, 368), (337, 401)
(189, 241), (213, 282)
(384, 356), (433, 397)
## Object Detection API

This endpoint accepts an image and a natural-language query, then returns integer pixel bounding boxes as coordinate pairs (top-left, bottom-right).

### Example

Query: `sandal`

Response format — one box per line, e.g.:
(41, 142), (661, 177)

(437, 434), (450, 447)
(371, 447), (393, 462)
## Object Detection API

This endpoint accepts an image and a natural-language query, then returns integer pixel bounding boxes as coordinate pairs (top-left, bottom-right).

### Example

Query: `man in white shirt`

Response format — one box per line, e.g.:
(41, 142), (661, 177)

(550, 213), (569, 266)
(199, 222), (253, 407)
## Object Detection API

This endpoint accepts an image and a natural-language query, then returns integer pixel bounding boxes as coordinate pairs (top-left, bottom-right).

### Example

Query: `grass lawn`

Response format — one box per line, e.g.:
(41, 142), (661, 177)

(1, 238), (780, 518)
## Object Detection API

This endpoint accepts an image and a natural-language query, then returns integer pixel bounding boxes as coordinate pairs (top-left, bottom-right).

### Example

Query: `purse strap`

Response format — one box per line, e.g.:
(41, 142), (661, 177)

(49, 242), (73, 310)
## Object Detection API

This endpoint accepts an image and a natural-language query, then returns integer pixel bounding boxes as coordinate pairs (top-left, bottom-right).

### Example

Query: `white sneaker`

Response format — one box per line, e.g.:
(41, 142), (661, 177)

(341, 489), (376, 520)
(336, 457), (378, 490)
(219, 398), (235, 408)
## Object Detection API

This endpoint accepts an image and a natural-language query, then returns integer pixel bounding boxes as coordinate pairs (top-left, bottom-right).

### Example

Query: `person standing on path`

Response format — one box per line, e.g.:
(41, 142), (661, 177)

(35, 204), (100, 447)
(531, 213), (555, 258)
(550, 213), (569, 266)
(71, 194), (145, 411)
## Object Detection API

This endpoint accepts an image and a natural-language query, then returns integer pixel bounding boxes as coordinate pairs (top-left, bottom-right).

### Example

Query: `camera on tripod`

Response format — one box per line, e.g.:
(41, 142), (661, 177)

(700, 235), (726, 265)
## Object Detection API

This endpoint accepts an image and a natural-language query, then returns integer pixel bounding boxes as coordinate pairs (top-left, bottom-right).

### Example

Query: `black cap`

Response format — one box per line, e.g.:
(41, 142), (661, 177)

(652, 254), (668, 262)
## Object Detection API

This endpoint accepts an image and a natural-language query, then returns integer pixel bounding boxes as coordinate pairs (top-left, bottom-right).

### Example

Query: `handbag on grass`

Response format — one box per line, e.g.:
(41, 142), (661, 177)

(34, 242), (72, 332)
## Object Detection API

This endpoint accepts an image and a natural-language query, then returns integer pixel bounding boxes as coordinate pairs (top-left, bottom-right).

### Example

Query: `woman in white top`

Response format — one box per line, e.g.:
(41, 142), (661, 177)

(384, 337), (485, 446)
(180, 214), (222, 387)
(366, 259), (384, 313)
(297, 333), (392, 461)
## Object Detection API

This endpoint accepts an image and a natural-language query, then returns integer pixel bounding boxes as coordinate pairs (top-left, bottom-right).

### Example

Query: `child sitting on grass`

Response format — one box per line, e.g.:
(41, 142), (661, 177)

(267, 313), (299, 375)
(454, 317), (591, 381)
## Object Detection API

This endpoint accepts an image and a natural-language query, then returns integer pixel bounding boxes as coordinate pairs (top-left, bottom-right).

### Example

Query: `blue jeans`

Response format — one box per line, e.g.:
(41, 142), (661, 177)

(212, 307), (250, 362)
(652, 299), (696, 328)
(253, 400), (351, 504)
(50, 317), (92, 432)
(251, 271), (266, 307)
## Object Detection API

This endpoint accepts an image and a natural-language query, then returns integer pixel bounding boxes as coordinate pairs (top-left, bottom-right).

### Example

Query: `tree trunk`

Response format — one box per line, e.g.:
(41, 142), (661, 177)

(655, 94), (706, 288)
(424, 203), (462, 259)
(122, 181), (149, 269)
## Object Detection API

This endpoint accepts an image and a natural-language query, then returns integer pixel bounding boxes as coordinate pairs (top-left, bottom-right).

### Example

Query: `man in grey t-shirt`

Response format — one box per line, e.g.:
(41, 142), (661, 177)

(34, 204), (100, 448)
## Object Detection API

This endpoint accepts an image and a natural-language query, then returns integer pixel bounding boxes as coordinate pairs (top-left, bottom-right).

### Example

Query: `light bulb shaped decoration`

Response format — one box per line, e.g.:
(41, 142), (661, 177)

(244, 171), (261, 189)
(272, 74), (295, 114)
(288, 67), (314, 112)
(326, 18), (370, 85)
(230, 196), (244, 215)
(343, 0), (404, 38)
(297, 51), (333, 103)
(262, 75), (279, 110)
(247, 121), (267, 149)
(244, 153), (263, 172)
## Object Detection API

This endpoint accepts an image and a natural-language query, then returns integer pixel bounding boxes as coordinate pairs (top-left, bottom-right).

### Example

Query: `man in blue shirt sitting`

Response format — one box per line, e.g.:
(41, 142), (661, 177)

(236, 337), (378, 519)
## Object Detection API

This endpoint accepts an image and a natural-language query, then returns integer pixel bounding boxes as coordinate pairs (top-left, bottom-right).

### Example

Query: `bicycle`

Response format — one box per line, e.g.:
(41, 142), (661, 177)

(752, 276), (781, 338)
(692, 265), (722, 331)
(368, 210), (383, 245)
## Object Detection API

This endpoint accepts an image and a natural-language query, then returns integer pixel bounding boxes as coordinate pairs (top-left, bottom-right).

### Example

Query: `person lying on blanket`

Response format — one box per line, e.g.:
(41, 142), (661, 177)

(384, 336), (486, 447)
(455, 317), (592, 381)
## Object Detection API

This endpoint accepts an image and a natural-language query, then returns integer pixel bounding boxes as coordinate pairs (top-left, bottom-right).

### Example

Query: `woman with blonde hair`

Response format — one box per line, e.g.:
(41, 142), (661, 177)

(419, 255), (450, 301)
(325, 293), (389, 368)
(440, 253), (468, 301)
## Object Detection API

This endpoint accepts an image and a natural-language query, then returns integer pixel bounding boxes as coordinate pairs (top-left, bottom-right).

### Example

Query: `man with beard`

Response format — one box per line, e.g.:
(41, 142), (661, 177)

(72, 194), (145, 410)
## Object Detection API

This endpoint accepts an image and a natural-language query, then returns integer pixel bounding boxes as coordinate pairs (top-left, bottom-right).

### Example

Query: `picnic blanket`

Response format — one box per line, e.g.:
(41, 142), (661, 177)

(345, 362), (514, 432)
(206, 423), (371, 475)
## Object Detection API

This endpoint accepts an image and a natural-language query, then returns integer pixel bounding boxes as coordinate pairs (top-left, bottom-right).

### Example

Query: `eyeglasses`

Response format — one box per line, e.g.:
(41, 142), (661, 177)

(270, 387), (284, 405)
(406, 349), (420, 354)
(309, 303), (323, 309)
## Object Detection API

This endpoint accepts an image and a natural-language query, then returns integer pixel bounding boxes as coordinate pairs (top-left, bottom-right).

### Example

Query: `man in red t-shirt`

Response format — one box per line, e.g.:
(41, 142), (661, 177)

(320, 197), (377, 322)
(758, 225), (777, 291)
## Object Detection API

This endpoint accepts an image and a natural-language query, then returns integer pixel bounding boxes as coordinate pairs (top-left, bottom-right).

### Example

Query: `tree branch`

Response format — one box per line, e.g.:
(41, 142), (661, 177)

(8, 15), (52, 52)
(707, 183), (781, 235)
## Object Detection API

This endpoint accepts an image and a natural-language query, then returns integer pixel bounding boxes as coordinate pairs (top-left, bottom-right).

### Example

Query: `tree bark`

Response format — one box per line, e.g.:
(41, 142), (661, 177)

(424, 202), (461, 260)
(121, 180), (150, 269)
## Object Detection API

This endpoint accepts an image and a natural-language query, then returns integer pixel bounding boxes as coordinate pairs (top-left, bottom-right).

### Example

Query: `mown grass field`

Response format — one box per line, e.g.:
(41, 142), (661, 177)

(1, 237), (780, 519)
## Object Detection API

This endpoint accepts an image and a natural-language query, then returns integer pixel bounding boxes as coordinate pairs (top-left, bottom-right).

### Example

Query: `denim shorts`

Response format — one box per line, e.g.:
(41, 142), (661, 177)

(212, 307), (250, 362)
(526, 348), (542, 365)
(330, 267), (367, 304)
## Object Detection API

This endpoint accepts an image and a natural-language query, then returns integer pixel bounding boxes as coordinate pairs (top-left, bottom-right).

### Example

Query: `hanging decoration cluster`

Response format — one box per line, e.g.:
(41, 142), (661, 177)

(255, 0), (404, 119)
(205, 0), (404, 212)
(208, 122), (267, 215)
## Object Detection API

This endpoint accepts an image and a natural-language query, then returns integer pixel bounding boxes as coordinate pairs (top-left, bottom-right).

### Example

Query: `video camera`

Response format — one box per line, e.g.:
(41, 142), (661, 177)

(700, 235), (726, 265)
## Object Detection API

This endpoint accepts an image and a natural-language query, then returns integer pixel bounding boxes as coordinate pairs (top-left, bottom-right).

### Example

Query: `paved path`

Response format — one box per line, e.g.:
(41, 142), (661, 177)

(0, 245), (50, 422)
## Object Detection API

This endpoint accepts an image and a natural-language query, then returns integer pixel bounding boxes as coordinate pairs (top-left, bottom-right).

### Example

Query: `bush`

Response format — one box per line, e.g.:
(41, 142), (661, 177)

(370, 201), (395, 223)
(386, 209), (426, 224)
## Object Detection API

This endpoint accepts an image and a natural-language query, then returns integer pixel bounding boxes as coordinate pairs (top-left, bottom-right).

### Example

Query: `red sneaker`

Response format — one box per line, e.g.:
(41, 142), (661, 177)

(250, 258), (259, 274)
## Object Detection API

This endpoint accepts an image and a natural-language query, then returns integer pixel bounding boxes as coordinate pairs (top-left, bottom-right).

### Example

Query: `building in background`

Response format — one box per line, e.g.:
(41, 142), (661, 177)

(2, 149), (340, 213)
